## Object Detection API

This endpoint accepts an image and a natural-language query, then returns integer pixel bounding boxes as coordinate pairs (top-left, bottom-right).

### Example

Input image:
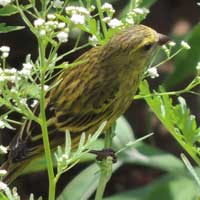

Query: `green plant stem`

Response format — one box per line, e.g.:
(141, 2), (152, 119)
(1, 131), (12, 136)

(96, 0), (108, 38)
(39, 39), (56, 200)
(95, 128), (113, 200)
(135, 77), (200, 100)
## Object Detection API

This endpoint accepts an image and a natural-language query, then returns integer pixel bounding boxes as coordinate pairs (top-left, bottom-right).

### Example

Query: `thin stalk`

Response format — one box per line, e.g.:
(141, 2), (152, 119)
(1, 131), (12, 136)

(96, 0), (107, 38)
(95, 128), (113, 200)
(39, 39), (56, 200)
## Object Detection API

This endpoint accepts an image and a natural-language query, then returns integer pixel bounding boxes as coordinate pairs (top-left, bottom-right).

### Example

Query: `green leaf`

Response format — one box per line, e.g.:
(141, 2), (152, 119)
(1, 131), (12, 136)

(105, 173), (200, 200)
(164, 24), (200, 89)
(0, 4), (32, 16)
(113, 116), (135, 150)
(141, 0), (158, 7)
(0, 23), (24, 33)
(0, 5), (18, 16)
(0, 192), (8, 200)
(139, 80), (200, 166)
(120, 142), (185, 173)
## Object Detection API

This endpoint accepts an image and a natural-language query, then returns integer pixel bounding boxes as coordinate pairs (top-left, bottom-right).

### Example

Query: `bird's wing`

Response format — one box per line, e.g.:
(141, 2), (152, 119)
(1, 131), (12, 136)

(47, 46), (120, 134)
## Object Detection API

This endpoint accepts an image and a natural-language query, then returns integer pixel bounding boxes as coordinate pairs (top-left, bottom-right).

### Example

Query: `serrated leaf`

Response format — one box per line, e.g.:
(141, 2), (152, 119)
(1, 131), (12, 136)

(139, 80), (200, 165)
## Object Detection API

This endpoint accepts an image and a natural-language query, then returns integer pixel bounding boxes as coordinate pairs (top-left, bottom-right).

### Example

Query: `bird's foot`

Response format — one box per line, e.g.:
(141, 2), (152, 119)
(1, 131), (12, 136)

(90, 148), (117, 163)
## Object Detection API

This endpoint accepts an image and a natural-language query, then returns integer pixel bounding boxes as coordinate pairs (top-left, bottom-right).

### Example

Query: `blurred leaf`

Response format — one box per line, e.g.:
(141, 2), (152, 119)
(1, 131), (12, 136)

(0, 23), (24, 33)
(0, 193), (8, 200)
(164, 24), (200, 89)
(141, 0), (158, 7)
(57, 162), (122, 200)
(105, 172), (200, 200)
(113, 116), (135, 149)
(120, 142), (184, 173)
(181, 154), (200, 187)
(23, 156), (47, 174)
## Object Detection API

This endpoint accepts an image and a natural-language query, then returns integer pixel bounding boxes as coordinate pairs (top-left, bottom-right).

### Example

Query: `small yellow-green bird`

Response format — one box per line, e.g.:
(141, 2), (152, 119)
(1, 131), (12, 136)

(1, 25), (169, 184)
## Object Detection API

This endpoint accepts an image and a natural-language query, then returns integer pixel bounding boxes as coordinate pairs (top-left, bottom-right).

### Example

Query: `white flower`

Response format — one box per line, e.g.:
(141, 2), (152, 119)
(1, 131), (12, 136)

(4, 68), (16, 74)
(133, 8), (144, 14)
(47, 13), (56, 20)
(0, 76), (4, 82)
(168, 41), (176, 47)
(57, 31), (68, 43)
(45, 21), (58, 30)
(44, 85), (49, 91)
(90, 5), (95, 11)
(147, 67), (159, 79)
(10, 87), (17, 93)
(0, 145), (8, 154)
(133, 7), (149, 15)
(70, 14), (85, 25)
(52, 0), (64, 8)
(65, 6), (90, 16)
(125, 17), (135, 25)
(0, 0), (11, 7)
(181, 41), (191, 50)
(20, 98), (27, 106)
(34, 18), (45, 27)
(2, 52), (9, 58)
(0, 181), (8, 191)
(0, 170), (7, 176)
(142, 8), (150, 15)
(23, 62), (33, 70)
(0, 120), (6, 129)
(89, 35), (98, 46)
(0, 46), (10, 52)
(19, 62), (33, 76)
(196, 62), (200, 70)
(0, 46), (10, 58)
(30, 99), (38, 108)
(103, 17), (111, 23)
(39, 29), (46, 36)
(102, 3), (115, 13)
(108, 18), (123, 29)
(58, 22), (66, 29)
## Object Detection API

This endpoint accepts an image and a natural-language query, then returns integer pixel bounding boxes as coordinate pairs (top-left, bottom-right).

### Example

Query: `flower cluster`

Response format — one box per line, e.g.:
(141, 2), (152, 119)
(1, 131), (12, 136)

(125, 7), (149, 25)
(33, 15), (69, 43)
(100, 3), (123, 29)
(65, 6), (90, 25)
(0, 62), (34, 83)
(147, 67), (159, 79)
(0, 67), (19, 83)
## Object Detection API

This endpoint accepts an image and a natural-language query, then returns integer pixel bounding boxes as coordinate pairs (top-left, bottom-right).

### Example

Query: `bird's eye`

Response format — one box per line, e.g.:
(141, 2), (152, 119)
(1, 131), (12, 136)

(143, 44), (153, 51)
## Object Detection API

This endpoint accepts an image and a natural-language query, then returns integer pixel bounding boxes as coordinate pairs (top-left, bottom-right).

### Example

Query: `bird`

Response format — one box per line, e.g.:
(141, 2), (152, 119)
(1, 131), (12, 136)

(0, 25), (169, 184)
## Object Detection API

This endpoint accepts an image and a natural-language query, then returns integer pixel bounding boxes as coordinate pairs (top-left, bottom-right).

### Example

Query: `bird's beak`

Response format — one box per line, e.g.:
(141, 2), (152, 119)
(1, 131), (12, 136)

(158, 33), (171, 45)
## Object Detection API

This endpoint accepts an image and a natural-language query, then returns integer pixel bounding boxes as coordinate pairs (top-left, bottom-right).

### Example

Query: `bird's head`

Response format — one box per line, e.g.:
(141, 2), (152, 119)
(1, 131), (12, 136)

(102, 25), (170, 73)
